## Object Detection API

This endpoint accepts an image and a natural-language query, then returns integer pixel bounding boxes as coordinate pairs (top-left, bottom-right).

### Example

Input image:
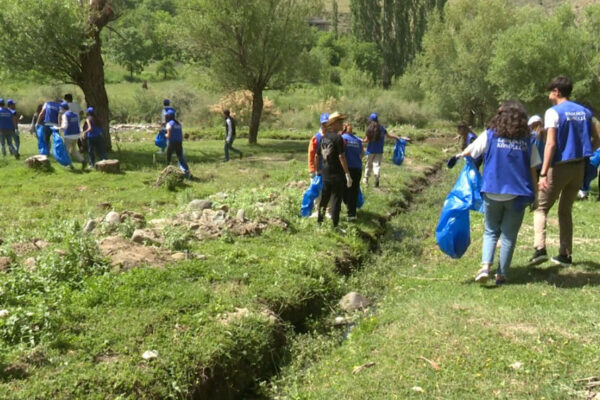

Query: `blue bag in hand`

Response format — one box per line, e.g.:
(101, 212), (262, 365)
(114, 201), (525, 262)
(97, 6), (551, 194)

(435, 158), (483, 258)
(36, 125), (49, 156)
(51, 128), (72, 166)
(155, 129), (167, 150)
(393, 138), (406, 166)
(590, 148), (600, 168)
(300, 175), (323, 217)
(357, 189), (365, 209)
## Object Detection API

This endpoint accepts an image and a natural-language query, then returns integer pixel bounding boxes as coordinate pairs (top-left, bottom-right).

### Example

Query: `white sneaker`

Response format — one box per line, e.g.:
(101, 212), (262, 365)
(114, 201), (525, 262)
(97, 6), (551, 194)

(475, 268), (490, 284)
(577, 190), (588, 200)
(326, 211), (332, 219)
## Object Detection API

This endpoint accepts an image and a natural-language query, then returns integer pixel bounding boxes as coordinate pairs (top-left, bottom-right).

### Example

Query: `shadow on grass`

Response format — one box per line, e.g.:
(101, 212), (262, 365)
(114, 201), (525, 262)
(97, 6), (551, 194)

(509, 262), (600, 288)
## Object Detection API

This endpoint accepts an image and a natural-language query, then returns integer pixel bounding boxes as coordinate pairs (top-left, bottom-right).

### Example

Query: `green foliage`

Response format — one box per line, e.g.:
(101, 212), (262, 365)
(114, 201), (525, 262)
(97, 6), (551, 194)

(108, 27), (153, 78)
(155, 59), (178, 80)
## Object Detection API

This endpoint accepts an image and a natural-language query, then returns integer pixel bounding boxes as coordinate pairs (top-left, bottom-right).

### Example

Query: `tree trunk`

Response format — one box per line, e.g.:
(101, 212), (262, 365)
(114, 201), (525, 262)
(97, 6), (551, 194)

(248, 87), (264, 144)
(78, 31), (112, 152)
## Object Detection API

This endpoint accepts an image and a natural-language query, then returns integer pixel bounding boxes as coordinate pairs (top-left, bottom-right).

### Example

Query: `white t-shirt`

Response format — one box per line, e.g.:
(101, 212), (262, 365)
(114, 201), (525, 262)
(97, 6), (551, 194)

(68, 102), (83, 117)
(544, 108), (559, 130)
(465, 131), (541, 201)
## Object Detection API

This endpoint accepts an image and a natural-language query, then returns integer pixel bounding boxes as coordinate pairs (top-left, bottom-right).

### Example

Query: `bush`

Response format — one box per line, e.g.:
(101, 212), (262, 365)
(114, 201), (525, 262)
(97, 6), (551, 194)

(209, 90), (280, 127)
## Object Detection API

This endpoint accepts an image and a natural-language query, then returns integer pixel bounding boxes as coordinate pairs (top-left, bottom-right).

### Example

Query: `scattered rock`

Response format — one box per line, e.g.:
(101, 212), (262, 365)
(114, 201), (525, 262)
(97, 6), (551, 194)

(510, 361), (523, 370)
(170, 252), (187, 261)
(83, 219), (97, 233)
(218, 205), (229, 213)
(0, 257), (11, 271)
(260, 308), (279, 326)
(333, 316), (351, 326)
(0, 309), (9, 318)
(187, 199), (213, 211)
(155, 166), (184, 187)
(95, 159), (120, 173)
(97, 202), (112, 210)
(220, 308), (250, 325)
(24, 155), (50, 170)
(120, 211), (146, 227)
(131, 229), (162, 246)
(24, 257), (36, 270)
(33, 240), (48, 249)
(11, 242), (37, 255)
(54, 249), (67, 256)
(236, 209), (245, 221)
(98, 236), (170, 270)
(104, 211), (121, 224)
(148, 218), (169, 228)
(339, 292), (371, 312)
(141, 350), (158, 361)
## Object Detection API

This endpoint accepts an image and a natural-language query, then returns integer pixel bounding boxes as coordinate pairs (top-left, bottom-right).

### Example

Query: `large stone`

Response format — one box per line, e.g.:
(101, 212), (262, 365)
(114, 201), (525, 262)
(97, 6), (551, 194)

(98, 236), (170, 270)
(95, 159), (120, 173)
(104, 211), (121, 224)
(338, 292), (371, 312)
(155, 166), (184, 187)
(24, 257), (36, 270)
(24, 155), (50, 170)
(0, 257), (11, 272)
(188, 199), (213, 211)
(131, 229), (162, 246)
(236, 209), (246, 221)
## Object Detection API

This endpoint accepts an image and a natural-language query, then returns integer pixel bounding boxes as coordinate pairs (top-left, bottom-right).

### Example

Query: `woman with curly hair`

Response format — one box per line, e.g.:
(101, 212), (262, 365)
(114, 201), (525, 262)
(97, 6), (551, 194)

(455, 101), (541, 285)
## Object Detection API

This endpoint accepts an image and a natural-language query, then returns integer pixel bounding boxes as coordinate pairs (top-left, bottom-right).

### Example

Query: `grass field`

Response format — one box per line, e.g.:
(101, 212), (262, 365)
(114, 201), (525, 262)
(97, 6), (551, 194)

(0, 128), (449, 398)
(266, 158), (600, 399)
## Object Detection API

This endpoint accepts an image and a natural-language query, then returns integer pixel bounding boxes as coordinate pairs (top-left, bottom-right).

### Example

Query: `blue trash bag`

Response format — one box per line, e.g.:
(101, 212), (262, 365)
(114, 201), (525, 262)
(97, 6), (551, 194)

(51, 128), (72, 166)
(584, 157), (598, 187)
(36, 125), (49, 156)
(155, 129), (167, 150)
(393, 138), (406, 166)
(590, 148), (600, 168)
(435, 158), (483, 258)
(357, 189), (365, 209)
(300, 175), (323, 217)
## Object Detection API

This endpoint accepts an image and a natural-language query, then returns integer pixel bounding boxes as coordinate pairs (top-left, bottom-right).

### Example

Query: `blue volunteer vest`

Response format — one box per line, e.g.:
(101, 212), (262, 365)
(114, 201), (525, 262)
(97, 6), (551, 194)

(0, 107), (13, 130)
(551, 101), (593, 164)
(64, 111), (80, 136)
(167, 120), (183, 142)
(44, 102), (60, 125)
(162, 107), (176, 121)
(342, 133), (363, 169)
(532, 131), (545, 169)
(481, 129), (534, 202)
(366, 125), (386, 154)
(467, 132), (477, 146)
(86, 117), (102, 138)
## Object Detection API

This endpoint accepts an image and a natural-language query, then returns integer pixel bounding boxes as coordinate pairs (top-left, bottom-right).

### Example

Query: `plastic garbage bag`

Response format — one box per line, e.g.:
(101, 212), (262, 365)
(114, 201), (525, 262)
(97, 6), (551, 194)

(435, 158), (483, 258)
(584, 157), (598, 186)
(36, 125), (49, 156)
(155, 129), (167, 150)
(300, 175), (323, 217)
(590, 148), (600, 168)
(357, 189), (365, 209)
(51, 128), (72, 166)
(392, 138), (406, 166)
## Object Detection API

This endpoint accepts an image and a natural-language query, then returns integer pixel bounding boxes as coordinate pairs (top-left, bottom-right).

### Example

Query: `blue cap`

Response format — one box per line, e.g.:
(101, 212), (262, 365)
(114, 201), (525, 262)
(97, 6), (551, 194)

(369, 113), (378, 121)
(163, 99), (170, 106)
(0, 98), (4, 105)
(86, 106), (95, 114)
(7, 99), (15, 105)
(165, 109), (175, 116)
(60, 101), (69, 109)
(320, 113), (329, 124)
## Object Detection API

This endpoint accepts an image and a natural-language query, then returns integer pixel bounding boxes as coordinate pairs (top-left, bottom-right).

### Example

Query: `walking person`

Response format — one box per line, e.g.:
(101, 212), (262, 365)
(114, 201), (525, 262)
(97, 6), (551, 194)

(456, 101), (541, 285)
(60, 102), (85, 168)
(7, 100), (21, 155)
(308, 113), (329, 179)
(81, 107), (106, 168)
(341, 123), (364, 221)
(64, 94), (83, 119)
(165, 109), (191, 179)
(161, 99), (175, 126)
(362, 113), (399, 187)
(36, 99), (61, 154)
(528, 115), (545, 173)
(223, 109), (242, 161)
(315, 112), (352, 228)
(530, 76), (600, 267)
(0, 98), (18, 159)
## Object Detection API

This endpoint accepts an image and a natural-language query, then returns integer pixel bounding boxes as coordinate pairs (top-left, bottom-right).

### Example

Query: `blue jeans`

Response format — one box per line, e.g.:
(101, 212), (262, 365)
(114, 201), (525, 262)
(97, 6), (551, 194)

(0, 129), (16, 156)
(224, 139), (241, 161)
(481, 195), (526, 277)
(87, 135), (106, 167)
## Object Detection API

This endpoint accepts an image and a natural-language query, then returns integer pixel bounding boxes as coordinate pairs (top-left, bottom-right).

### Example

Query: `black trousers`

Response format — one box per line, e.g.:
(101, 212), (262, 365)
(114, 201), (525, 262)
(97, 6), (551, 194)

(343, 168), (362, 217)
(167, 141), (189, 171)
(318, 178), (344, 227)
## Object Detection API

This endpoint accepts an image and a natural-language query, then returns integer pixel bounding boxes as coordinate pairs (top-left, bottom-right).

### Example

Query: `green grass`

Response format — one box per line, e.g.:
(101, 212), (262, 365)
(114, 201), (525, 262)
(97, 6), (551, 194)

(266, 161), (600, 399)
(0, 128), (449, 398)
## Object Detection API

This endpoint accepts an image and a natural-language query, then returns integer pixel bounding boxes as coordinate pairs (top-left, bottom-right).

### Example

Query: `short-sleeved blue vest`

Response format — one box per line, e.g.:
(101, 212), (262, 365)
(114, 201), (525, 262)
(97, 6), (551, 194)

(342, 133), (363, 169)
(366, 125), (386, 154)
(0, 107), (13, 130)
(44, 102), (60, 125)
(167, 120), (183, 142)
(64, 111), (80, 136)
(551, 101), (593, 164)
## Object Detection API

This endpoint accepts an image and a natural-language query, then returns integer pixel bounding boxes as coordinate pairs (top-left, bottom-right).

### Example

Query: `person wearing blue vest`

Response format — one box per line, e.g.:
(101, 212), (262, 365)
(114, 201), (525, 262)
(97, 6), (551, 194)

(362, 113), (399, 187)
(0, 98), (18, 159)
(528, 115), (545, 172)
(165, 109), (191, 179)
(7, 100), (21, 155)
(342, 123), (364, 221)
(456, 101), (541, 285)
(36, 99), (61, 152)
(59, 102), (85, 167)
(530, 76), (600, 267)
(161, 99), (176, 126)
(82, 107), (106, 168)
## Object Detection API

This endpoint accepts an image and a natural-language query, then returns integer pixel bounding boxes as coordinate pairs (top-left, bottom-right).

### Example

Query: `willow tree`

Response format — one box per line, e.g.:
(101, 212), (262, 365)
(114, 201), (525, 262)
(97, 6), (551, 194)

(179, 0), (320, 144)
(0, 0), (123, 150)
(350, 0), (446, 87)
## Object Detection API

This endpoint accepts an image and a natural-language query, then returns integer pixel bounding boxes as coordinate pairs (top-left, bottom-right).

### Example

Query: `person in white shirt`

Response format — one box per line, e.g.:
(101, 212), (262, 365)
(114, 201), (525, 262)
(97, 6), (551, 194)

(59, 102), (85, 166)
(64, 94), (83, 119)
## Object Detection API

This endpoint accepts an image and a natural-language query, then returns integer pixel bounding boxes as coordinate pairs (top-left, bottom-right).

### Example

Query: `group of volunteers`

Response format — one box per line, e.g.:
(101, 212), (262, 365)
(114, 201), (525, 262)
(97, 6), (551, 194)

(448, 76), (600, 285)
(307, 111), (403, 228)
(0, 98), (22, 159)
